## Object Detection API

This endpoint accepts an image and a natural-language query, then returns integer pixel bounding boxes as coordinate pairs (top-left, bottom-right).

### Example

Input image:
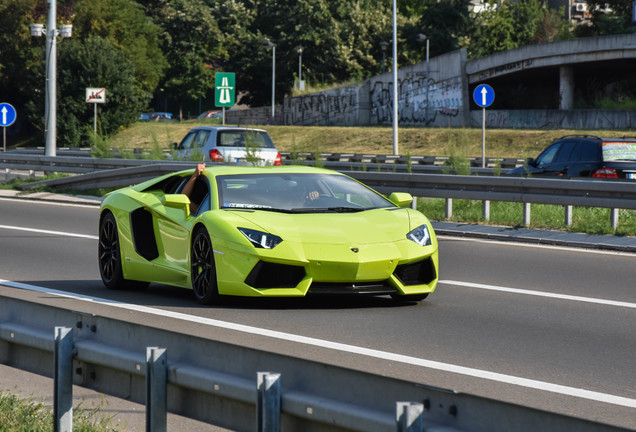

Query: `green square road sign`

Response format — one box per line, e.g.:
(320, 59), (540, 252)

(215, 73), (235, 107)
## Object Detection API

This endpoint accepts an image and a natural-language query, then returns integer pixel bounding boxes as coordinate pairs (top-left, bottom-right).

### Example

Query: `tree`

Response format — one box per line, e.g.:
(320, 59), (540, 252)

(468, 0), (548, 58)
(72, 0), (167, 93)
(210, 0), (396, 107)
(578, 0), (634, 36)
(139, 0), (226, 120)
(408, 0), (471, 60)
(57, 36), (148, 146)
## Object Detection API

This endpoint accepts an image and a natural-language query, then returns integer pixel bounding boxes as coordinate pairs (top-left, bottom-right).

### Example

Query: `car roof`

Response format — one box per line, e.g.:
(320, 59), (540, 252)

(200, 165), (338, 177)
(556, 135), (636, 143)
(188, 126), (268, 133)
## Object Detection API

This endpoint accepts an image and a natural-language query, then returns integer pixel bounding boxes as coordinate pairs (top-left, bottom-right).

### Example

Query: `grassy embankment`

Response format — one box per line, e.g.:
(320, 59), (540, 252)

(106, 122), (636, 236)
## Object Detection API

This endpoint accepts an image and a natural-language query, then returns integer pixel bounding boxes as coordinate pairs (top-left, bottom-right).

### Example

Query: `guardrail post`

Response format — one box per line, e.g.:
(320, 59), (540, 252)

(411, 196), (417, 210)
(4, 168), (9, 181)
(565, 205), (573, 226)
(54, 326), (73, 432)
(611, 208), (619, 229)
(257, 372), (281, 432)
(445, 198), (453, 219)
(483, 200), (490, 221)
(523, 202), (531, 226)
(396, 402), (424, 432)
(146, 347), (167, 432)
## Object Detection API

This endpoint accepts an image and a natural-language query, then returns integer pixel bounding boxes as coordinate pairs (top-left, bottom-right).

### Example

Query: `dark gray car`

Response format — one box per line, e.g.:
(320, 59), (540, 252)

(508, 135), (636, 180)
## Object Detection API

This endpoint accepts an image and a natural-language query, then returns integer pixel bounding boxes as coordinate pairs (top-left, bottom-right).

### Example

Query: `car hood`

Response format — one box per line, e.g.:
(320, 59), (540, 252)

(230, 208), (413, 245)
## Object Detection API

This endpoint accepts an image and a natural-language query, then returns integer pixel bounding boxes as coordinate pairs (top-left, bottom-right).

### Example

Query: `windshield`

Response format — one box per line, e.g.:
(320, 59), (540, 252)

(602, 141), (636, 161)
(217, 130), (275, 149)
(217, 173), (395, 212)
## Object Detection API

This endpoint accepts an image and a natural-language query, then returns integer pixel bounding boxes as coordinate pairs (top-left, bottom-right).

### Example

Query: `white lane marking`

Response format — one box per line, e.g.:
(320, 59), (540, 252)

(0, 196), (99, 209)
(437, 234), (636, 257)
(440, 280), (636, 309)
(1, 279), (636, 409)
(0, 224), (98, 240)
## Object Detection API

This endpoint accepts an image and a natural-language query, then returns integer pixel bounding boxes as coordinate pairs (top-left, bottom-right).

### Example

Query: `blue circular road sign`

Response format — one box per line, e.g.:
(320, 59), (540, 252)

(473, 84), (495, 108)
(0, 103), (17, 127)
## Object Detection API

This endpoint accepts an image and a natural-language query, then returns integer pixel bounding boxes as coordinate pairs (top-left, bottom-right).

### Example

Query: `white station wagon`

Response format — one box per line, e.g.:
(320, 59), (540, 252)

(172, 126), (282, 166)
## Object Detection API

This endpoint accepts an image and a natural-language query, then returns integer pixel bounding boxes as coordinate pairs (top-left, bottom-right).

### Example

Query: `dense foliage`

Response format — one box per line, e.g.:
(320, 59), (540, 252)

(0, 0), (630, 147)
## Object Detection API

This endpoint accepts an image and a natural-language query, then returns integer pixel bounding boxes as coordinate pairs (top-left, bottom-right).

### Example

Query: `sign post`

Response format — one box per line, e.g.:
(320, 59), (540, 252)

(472, 84), (495, 168)
(0, 103), (17, 152)
(86, 88), (106, 143)
(215, 73), (235, 125)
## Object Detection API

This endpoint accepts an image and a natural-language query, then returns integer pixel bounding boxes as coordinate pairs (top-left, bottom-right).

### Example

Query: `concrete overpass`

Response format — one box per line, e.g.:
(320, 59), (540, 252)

(233, 34), (636, 129)
(466, 34), (636, 110)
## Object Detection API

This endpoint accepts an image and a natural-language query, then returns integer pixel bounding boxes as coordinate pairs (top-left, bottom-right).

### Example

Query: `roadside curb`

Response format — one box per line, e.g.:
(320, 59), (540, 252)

(0, 189), (101, 206)
(432, 221), (636, 253)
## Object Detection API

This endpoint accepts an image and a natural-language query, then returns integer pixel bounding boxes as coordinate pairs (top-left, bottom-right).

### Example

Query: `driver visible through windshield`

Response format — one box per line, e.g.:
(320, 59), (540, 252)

(217, 173), (395, 213)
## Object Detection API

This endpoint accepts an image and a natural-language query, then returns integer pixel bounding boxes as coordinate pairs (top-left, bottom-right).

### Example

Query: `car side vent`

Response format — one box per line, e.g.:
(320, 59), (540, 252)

(245, 261), (305, 289)
(394, 258), (436, 286)
(130, 208), (159, 261)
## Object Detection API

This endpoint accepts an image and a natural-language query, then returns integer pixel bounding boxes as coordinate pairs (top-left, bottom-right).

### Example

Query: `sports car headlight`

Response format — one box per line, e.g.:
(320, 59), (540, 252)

(238, 228), (282, 249)
(407, 224), (432, 246)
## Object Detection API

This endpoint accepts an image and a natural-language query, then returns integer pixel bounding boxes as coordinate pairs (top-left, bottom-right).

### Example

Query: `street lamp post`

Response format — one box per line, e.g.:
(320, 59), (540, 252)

(29, 0), (72, 157)
(296, 46), (304, 90)
(264, 41), (276, 124)
(416, 33), (430, 120)
(391, 0), (398, 156)
(379, 41), (389, 74)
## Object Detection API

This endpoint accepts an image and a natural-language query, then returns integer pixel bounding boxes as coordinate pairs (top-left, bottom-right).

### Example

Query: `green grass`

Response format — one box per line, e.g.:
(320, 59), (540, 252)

(417, 199), (636, 236)
(0, 391), (117, 432)
(104, 122), (636, 161)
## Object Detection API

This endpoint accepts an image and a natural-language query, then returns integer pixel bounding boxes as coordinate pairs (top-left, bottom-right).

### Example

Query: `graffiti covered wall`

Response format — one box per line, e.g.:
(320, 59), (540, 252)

(283, 85), (363, 126)
(369, 75), (463, 126)
(283, 49), (469, 127)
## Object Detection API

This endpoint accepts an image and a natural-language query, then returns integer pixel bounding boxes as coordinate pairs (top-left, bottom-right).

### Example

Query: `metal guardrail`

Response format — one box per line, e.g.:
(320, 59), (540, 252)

(2, 153), (634, 227)
(0, 293), (629, 432)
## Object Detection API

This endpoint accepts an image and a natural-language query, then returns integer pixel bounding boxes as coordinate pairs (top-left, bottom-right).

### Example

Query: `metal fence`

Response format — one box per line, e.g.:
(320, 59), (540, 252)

(2, 152), (634, 228)
(0, 293), (628, 432)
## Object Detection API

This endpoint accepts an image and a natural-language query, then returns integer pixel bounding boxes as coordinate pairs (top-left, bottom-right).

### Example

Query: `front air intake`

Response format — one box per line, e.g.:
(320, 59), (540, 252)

(394, 258), (436, 286)
(245, 261), (305, 288)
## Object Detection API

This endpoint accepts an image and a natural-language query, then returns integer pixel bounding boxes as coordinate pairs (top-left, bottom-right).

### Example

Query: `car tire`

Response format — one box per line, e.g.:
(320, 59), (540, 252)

(390, 293), (429, 302)
(98, 212), (149, 290)
(191, 226), (220, 304)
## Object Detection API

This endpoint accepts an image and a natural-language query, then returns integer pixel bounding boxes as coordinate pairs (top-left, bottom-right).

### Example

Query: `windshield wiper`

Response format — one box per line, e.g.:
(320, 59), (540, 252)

(290, 207), (364, 213)
(222, 205), (293, 213)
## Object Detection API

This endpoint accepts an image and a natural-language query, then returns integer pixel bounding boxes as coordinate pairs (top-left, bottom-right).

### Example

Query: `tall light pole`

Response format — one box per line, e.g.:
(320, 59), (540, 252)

(379, 41), (389, 74)
(30, 0), (72, 157)
(392, 0), (399, 155)
(296, 46), (304, 90)
(264, 41), (276, 124)
(416, 33), (430, 120)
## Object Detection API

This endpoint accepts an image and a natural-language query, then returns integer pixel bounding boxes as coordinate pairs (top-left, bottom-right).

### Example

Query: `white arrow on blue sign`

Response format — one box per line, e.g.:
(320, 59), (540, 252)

(473, 84), (495, 108)
(0, 103), (17, 127)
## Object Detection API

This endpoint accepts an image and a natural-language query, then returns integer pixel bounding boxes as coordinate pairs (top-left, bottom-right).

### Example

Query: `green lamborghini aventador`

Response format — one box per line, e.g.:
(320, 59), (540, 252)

(98, 165), (438, 304)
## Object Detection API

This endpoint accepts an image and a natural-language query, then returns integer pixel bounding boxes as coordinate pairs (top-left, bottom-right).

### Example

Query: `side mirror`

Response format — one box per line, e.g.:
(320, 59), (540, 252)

(388, 192), (413, 208)
(171, 142), (179, 150)
(162, 194), (191, 218)
(526, 157), (535, 167)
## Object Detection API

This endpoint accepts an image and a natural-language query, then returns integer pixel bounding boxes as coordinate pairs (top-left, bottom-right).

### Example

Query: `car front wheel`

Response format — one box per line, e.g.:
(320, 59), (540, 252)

(191, 227), (220, 304)
(98, 212), (148, 290)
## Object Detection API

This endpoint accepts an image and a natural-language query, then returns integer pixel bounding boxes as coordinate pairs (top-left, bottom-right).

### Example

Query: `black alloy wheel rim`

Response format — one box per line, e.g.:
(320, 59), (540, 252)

(191, 231), (213, 300)
(99, 217), (118, 283)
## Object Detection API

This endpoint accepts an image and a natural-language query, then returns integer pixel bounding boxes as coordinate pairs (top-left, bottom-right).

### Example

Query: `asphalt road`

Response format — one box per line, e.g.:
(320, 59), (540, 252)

(0, 196), (635, 430)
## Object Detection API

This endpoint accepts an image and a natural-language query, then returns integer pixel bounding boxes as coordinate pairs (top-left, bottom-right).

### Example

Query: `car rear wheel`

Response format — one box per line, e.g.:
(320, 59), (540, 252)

(98, 212), (148, 290)
(191, 227), (220, 304)
(390, 293), (429, 302)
